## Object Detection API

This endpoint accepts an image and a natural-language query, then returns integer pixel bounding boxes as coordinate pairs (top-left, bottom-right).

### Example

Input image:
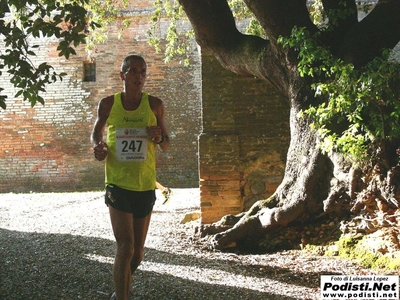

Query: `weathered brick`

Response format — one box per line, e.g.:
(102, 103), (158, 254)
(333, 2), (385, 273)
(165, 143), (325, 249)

(0, 9), (201, 193)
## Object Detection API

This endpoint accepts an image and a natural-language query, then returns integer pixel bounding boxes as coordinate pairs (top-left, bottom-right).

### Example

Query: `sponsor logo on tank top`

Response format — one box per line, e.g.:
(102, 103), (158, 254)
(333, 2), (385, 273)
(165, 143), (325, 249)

(123, 117), (144, 123)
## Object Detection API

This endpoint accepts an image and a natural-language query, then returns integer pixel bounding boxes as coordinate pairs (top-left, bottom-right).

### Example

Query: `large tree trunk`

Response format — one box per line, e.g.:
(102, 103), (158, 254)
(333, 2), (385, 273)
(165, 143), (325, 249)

(178, 0), (400, 251)
(205, 90), (343, 250)
(203, 98), (400, 250)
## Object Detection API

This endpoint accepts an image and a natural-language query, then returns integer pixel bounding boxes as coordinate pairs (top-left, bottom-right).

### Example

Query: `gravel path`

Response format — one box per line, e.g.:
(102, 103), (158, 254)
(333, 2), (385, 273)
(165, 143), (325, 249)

(0, 189), (385, 300)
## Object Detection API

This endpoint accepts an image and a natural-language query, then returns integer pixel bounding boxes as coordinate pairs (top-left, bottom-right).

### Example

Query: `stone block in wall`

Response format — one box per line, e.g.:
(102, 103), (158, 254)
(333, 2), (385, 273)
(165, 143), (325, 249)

(198, 132), (245, 223)
(201, 206), (243, 224)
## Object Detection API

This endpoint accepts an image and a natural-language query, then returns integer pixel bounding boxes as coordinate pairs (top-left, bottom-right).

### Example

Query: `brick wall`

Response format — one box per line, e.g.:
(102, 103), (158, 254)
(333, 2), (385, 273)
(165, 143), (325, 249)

(199, 51), (290, 223)
(0, 10), (202, 193)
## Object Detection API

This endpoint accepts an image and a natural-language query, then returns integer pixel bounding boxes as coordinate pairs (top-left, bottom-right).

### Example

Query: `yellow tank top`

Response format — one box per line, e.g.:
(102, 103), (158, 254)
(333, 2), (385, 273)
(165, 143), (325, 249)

(105, 92), (157, 191)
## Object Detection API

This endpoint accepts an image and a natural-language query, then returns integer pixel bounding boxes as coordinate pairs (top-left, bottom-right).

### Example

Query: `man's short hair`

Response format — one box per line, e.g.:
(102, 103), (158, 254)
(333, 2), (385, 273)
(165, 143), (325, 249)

(121, 55), (146, 73)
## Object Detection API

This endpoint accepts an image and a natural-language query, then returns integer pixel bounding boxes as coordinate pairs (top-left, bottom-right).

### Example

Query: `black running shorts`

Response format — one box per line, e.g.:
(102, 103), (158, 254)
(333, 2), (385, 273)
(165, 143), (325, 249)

(105, 184), (156, 218)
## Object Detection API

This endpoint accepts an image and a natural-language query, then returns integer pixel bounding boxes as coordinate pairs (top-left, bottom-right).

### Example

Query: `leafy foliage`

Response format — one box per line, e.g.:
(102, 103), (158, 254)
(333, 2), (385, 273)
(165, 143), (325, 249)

(83, 0), (129, 56)
(0, 0), (91, 109)
(279, 27), (400, 161)
(147, 0), (193, 66)
(147, 0), (265, 66)
(227, 0), (265, 38)
(0, 0), (128, 110)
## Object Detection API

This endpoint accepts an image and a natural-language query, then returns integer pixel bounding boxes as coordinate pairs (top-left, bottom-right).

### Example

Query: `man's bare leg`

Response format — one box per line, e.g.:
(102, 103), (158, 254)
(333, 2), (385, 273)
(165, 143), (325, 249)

(109, 207), (133, 300)
(109, 206), (152, 300)
(130, 213), (152, 274)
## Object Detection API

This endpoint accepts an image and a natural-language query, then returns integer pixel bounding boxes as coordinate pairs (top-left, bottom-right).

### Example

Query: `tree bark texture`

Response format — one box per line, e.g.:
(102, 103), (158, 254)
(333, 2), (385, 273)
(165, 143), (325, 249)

(178, 0), (400, 250)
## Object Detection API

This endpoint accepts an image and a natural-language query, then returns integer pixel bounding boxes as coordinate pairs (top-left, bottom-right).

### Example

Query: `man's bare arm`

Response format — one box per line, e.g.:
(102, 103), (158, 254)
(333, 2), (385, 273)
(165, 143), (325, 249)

(149, 95), (170, 151)
(91, 96), (113, 160)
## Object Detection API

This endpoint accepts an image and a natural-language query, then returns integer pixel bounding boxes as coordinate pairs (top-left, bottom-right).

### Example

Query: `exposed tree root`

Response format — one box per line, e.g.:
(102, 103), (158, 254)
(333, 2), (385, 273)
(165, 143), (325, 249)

(200, 143), (400, 252)
(203, 199), (307, 251)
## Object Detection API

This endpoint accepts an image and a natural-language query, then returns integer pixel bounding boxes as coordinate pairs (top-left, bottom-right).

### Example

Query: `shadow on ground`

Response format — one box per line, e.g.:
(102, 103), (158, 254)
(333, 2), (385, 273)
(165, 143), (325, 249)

(1, 228), (320, 299)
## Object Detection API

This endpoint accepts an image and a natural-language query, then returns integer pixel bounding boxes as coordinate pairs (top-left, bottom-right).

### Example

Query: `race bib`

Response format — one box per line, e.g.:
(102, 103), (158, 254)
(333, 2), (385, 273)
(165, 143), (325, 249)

(115, 128), (148, 162)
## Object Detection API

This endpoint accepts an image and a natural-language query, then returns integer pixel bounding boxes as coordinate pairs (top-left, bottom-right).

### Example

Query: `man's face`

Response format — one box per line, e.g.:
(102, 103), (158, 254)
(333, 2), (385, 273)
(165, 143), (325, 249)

(121, 59), (147, 90)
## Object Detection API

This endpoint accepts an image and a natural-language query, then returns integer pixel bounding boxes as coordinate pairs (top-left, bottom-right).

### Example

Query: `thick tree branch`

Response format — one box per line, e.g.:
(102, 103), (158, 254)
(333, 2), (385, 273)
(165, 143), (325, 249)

(318, 0), (358, 56)
(178, 0), (290, 93)
(177, 0), (239, 49)
(338, 0), (400, 67)
(321, 0), (358, 31)
(178, 0), (400, 96)
(243, 0), (317, 45)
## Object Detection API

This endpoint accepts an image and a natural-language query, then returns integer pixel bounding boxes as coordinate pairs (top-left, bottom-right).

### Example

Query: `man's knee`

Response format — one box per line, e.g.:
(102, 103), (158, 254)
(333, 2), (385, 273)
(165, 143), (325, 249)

(115, 240), (134, 260)
(130, 249), (144, 271)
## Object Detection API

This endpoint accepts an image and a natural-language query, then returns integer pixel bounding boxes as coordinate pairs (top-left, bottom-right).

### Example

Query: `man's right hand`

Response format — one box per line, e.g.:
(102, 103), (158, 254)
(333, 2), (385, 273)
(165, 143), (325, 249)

(93, 141), (108, 161)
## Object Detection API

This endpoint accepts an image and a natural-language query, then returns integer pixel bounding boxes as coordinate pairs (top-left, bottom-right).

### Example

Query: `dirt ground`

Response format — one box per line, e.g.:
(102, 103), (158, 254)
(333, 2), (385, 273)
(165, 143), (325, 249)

(0, 188), (392, 300)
